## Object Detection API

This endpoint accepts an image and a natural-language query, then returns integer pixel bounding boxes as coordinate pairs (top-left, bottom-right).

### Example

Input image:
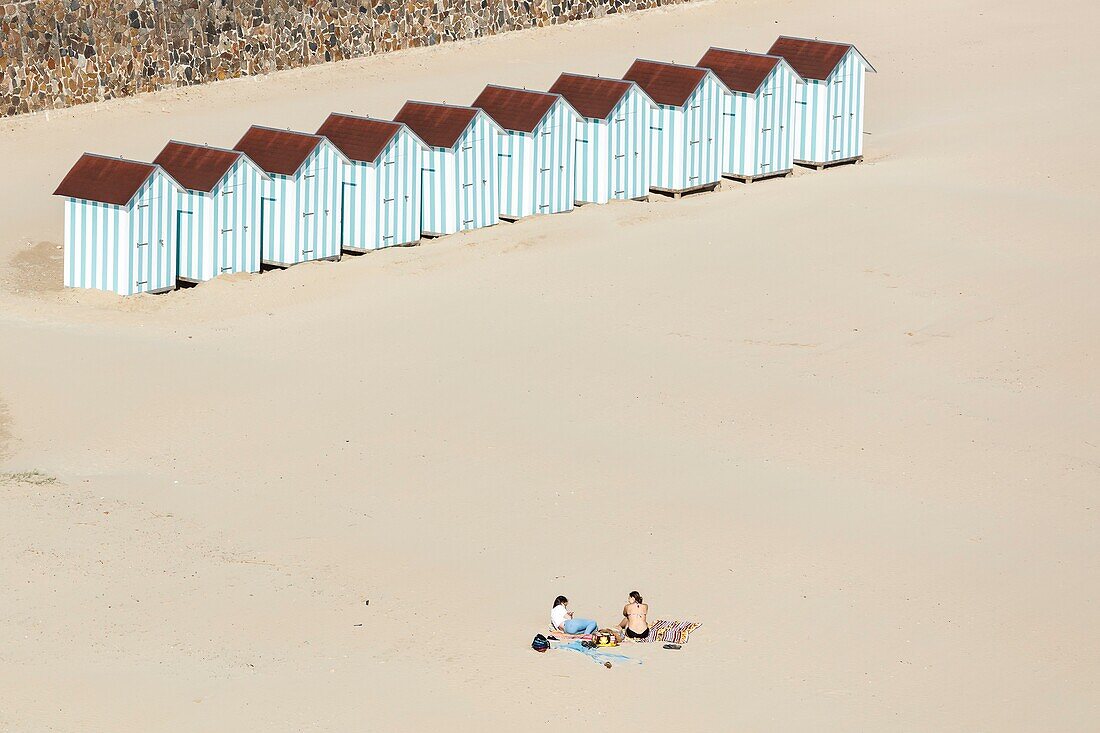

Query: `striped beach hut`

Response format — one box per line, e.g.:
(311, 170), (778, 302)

(317, 113), (428, 252)
(623, 60), (725, 197)
(233, 126), (351, 266)
(471, 85), (580, 220)
(697, 48), (805, 182)
(53, 153), (185, 295)
(767, 36), (876, 168)
(393, 102), (504, 237)
(548, 73), (656, 205)
(152, 141), (269, 282)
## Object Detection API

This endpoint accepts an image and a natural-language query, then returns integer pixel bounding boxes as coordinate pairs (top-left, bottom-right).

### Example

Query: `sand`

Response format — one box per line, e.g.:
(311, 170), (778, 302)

(1, 0), (1098, 729)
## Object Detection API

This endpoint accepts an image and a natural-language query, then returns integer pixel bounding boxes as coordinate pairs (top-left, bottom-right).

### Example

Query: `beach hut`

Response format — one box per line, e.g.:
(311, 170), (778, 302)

(233, 126), (351, 266)
(53, 153), (186, 295)
(547, 73), (656, 205)
(316, 113), (428, 252)
(393, 102), (504, 237)
(471, 85), (580, 220)
(622, 60), (725, 197)
(697, 48), (805, 182)
(152, 141), (269, 282)
(766, 36), (876, 168)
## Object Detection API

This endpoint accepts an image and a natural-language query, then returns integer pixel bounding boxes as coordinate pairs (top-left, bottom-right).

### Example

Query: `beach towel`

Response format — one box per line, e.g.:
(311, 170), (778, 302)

(557, 641), (642, 666)
(634, 620), (702, 644)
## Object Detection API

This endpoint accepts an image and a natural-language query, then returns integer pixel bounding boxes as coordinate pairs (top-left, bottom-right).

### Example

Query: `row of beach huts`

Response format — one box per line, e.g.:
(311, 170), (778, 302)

(53, 37), (874, 296)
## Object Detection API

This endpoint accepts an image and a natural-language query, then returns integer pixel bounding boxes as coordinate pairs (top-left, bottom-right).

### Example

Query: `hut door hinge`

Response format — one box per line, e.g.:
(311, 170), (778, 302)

(383, 160), (395, 166)
(462, 218), (474, 225)
(539, 167), (550, 172)
(221, 228), (233, 233)
(614, 189), (625, 195)
(223, 188), (235, 194)
(833, 114), (843, 119)
(723, 112), (736, 117)
(763, 92), (773, 97)
(462, 182), (474, 188)
(759, 163), (771, 169)
(220, 266), (233, 272)
(303, 211), (315, 217)
(136, 241), (149, 247)
(461, 145), (473, 151)
(497, 153), (512, 158)
(795, 101), (807, 105)
(302, 249), (314, 254)
(384, 197), (395, 203)
(304, 174), (315, 179)
(137, 204), (149, 209)
(383, 235), (394, 240)
(136, 280), (148, 286)
(614, 154), (625, 159)
(761, 127), (772, 132)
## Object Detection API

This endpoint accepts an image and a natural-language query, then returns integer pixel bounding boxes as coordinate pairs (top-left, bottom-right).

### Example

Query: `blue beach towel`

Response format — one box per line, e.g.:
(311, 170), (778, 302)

(558, 641), (642, 666)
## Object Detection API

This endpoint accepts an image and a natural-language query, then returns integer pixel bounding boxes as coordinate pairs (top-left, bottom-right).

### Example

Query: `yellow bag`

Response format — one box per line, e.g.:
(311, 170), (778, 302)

(594, 629), (621, 647)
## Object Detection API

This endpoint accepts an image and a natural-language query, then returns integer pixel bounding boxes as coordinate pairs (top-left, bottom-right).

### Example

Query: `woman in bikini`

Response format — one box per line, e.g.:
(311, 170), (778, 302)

(619, 590), (650, 640)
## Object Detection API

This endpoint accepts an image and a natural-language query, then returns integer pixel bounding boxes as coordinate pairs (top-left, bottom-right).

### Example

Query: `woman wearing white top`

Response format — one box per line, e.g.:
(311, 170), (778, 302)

(550, 595), (597, 635)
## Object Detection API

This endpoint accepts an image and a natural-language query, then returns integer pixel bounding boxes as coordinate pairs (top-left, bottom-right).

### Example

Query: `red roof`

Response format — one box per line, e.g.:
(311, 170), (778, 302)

(53, 154), (157, 206)
(767, 37), (853, 81)
(548, 73), (633, 120)
(394, 102), (478, 149)
(317, 113), (403, 163)
(623, 60), (707, 107)
(697, 48), (782, 94)
(153, 141), (242, 192)
(233, 126), (322, 176)
(472, 85), (559, 133)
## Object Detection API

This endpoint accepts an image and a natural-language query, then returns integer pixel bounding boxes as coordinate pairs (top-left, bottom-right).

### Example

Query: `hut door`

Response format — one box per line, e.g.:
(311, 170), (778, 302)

(611, 117), (625, 198)
(461, 176), (476, 230)
(175, 209), (192, 279)
(419, 166), (435, 232)
(258, 196), (275, 263)
(340, 181), (356, 249)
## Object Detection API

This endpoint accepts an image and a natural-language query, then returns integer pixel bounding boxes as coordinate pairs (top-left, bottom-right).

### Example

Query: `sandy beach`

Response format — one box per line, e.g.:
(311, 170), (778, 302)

(1, 0), (1098, 729)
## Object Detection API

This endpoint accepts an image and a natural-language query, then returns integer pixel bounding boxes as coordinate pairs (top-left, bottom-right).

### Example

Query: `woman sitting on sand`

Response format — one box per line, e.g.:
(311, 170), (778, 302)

(618, 591), (650, 640)
(550, 596), (598, 635)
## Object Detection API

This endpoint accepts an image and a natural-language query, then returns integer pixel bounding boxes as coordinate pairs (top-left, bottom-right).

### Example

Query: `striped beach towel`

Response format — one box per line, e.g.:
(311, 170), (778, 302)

(636, 620), (701, 644)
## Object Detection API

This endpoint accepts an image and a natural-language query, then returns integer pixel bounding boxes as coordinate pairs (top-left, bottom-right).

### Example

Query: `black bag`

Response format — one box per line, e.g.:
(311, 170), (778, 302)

(531, 633), (549, 652)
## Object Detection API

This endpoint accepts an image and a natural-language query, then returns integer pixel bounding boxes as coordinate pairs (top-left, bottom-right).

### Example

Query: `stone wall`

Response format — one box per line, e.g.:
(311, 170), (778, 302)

(0, 0), (690, 117)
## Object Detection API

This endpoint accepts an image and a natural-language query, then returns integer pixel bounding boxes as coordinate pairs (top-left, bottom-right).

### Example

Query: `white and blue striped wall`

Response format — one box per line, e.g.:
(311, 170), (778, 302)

(497, 98), (578, 219)
(63, 167), (182, 296)
(794, 48), (871, 164)
(260, 139), (348, 266)
(572, 85), (654, 205)
(718, 62), (802, 178)
(341, 127), (425, 251)
(175, 156), (267, 282)
(420, 112), (502, 236)
(647, 72), (725, 192)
